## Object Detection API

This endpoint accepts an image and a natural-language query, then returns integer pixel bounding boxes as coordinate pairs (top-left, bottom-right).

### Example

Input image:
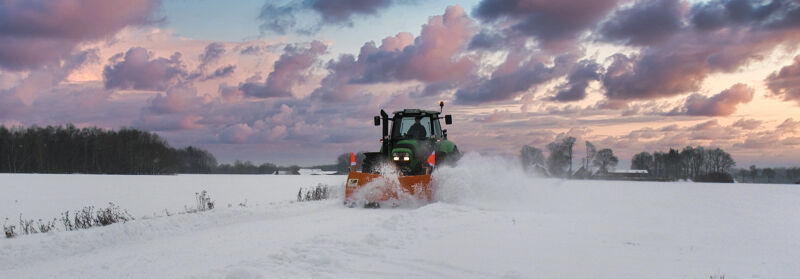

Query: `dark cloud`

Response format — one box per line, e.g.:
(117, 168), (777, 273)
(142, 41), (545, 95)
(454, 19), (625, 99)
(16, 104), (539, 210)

(671, 83), (754, 116)
(468, 30), (504, 49)
(598, 0), (685, 45)
(765, 55), (800, 105)
(258, 0), (399, 34)
(202, 65), (236, 81)
(310, 53), (363, 102)
(240, 45), (262, 55)
(103, 47), (187, 91)
(599, 0), (800, 103)
(550, 60), (603, 102)
(198, 42), (225, 70)
(690, 0), (797, 31)
(241, 41), (327, 98)
(473, 0), (622, 47)
(0, 0), (161, 70)
(603, 29), (797, 101)
(455, 53), (576, 104)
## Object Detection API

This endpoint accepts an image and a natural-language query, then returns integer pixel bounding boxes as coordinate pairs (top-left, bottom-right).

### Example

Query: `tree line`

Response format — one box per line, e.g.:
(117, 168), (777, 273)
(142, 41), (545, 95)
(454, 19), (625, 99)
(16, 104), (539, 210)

(0, 125), (298, 175)
(631, 146), (735, 182)
(735, 165), (800, 183)
(520, 138), (740, 182)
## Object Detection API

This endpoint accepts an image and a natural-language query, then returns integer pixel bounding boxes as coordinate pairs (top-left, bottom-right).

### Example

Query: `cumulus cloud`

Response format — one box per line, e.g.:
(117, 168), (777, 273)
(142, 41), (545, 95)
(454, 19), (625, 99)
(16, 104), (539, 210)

(455, 53), (575, 104)
(689, 0), (797, 31)
(0, 48), (99, 117)
(219, 123), (254, 144)
(258, 0), (402, 34)
(103, 47), (187, 91)
(240, 40), (327, 98)
(355, 6), (476, 83)
(145, 86), (207, 114)
(473, 0), (623, 47)
(765, 55), (800, 105)
(599, 0), (800, 103)
(671, 83), (754, 116)
(598, 0), (685, 45)
(0, 0), (160, 70)
(550, 60), (603, 102)
(134, 85), (208, 131)
(312, 6), (477, 102)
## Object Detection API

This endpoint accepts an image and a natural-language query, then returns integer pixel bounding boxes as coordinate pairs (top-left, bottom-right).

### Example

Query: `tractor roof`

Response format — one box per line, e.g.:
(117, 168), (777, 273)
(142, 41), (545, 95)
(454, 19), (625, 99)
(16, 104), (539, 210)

(392, 109), (440, 116)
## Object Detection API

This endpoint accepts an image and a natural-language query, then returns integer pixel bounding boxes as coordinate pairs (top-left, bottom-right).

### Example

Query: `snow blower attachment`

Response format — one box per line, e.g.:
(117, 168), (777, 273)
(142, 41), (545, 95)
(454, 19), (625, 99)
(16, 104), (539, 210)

(345, 103), (460, 207)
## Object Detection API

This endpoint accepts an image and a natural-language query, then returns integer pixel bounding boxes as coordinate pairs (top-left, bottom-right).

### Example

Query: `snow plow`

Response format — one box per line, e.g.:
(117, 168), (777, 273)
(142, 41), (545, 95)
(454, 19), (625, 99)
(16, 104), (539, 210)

(345, 102), (460, 207)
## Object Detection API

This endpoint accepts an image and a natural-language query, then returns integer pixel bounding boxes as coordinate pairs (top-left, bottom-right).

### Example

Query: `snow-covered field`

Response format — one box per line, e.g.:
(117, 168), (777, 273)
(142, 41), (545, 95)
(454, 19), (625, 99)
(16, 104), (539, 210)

(2, 154), (799, 278)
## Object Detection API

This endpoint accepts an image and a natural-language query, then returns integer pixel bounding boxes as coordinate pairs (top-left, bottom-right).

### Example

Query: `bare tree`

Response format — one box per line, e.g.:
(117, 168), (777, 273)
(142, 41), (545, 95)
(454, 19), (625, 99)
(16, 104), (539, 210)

(593, 148), (618, 173)
(520, 145), (545, 171)
(749, 165), (759, 183)
(737, 169), (749, 182)
(584, 141), (597, 172)
(763, 168), (776, 183)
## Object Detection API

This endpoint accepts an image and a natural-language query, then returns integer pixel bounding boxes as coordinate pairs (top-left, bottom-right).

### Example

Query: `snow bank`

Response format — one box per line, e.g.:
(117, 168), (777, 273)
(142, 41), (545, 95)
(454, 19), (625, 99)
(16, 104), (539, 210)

(0, 173), (344, 221)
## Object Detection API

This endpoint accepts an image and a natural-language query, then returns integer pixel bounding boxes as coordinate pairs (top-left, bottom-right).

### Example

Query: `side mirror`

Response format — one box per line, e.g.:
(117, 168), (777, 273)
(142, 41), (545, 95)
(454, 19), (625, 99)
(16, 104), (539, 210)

(374, 116), (381, 126)
(444, 115), (452, 125)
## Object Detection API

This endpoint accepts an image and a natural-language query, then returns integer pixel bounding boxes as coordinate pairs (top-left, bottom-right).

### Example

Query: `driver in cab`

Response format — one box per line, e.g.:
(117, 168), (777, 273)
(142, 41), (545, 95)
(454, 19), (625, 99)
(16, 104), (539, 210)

(406, 117), (427, 139)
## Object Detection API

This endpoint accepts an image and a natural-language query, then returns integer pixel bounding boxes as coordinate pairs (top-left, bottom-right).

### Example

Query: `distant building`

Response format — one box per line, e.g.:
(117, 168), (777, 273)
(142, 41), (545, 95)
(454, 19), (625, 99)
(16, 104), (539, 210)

(593, 169), (669, 181)
(298, 168), (338, 175)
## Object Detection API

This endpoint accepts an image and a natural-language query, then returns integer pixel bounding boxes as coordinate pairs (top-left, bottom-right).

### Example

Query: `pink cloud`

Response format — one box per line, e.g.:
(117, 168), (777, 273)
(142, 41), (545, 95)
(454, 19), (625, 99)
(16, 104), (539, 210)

(0, 0), (160, 70)
(219, 123), (254, 144)
(312, 5), (477, 102)
(673, 83), (754, 116)
(104, 47), (187, 91)
(240, 41), (327, 98)
(766, 55), (800, 105)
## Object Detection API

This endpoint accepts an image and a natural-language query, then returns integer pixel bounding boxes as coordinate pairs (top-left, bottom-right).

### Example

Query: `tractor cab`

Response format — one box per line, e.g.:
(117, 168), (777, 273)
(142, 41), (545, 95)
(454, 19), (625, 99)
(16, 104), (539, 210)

(363, 104), (458, 176)
(390, 109), (449, 140)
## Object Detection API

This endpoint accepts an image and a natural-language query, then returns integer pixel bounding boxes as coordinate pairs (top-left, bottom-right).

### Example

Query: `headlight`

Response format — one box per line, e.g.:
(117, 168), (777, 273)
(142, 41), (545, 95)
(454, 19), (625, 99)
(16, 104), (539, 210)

(393, 152), (410, 162)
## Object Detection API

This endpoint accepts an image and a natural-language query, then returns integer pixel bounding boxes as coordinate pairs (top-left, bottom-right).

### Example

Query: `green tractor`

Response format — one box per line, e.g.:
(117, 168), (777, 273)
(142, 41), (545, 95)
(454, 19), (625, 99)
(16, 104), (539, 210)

(345, 102), (460, 204)
(362, 102), (460, 175)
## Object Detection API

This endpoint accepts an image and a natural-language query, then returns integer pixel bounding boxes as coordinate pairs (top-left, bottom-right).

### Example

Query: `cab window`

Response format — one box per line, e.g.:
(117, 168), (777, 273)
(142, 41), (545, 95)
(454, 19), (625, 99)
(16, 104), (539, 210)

(394, 116), (431, 138)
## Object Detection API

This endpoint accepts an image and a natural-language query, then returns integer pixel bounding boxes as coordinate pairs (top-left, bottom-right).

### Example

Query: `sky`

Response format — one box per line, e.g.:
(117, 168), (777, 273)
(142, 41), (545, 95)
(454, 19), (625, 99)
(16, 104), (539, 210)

(1, 0), (799, 168)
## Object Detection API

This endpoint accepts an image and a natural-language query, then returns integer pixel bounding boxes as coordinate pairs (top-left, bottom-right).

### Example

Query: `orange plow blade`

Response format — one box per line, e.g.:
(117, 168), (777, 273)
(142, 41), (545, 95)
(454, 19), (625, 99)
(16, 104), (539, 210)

(344, 171), (433, 206)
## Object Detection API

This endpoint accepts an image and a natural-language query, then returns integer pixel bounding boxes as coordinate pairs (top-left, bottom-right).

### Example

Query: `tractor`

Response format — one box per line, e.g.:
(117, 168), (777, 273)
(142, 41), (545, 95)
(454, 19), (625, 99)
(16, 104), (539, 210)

(345, 102), (460, 206)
